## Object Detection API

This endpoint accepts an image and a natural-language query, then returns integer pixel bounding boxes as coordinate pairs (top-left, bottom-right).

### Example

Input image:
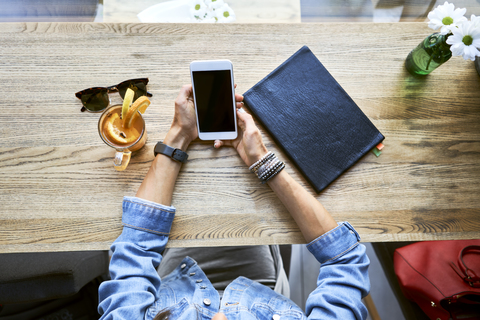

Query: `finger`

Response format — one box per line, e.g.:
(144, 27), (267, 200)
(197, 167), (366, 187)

(214, 139), (223, 148)
(236, 108), (248, 131)
(235, 93), (243, 102)
(214, 139), (233, 148)
(237, 108), (258, 132)
(236, 101), (244, 109)
(181, 84), (192, 97)
(237, 107), (252, 121)
(176, 84), (193, 104)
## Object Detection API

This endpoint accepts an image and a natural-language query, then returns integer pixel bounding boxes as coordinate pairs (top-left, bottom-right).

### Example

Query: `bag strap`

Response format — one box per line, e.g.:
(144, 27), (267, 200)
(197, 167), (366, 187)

(450, 245), (480, 288)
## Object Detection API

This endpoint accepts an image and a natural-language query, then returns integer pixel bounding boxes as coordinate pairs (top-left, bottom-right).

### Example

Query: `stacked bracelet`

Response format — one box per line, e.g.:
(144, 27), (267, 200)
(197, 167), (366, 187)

(263, 162), (285, 183)
(249, 151), (274, 173)
(257, 158), (279, 178)
(249, 152), (285, 184)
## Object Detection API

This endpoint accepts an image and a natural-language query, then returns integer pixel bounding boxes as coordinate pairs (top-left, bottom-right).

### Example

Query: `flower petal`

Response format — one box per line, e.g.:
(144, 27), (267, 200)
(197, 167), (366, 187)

(463, 45), (478, 60)
(450, 43), (465, 56)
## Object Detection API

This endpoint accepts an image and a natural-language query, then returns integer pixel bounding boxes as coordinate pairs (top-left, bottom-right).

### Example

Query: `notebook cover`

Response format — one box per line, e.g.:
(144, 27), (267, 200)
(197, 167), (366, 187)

(243, 46), (384, 193)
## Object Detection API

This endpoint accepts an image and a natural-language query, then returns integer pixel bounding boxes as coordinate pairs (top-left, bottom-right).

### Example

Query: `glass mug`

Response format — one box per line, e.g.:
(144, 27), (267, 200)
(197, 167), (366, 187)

(98, 104), (147, 171)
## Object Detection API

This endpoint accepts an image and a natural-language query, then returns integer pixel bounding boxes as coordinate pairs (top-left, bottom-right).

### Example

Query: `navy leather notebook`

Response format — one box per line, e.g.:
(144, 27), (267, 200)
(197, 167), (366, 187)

(243, 46), (384, 193)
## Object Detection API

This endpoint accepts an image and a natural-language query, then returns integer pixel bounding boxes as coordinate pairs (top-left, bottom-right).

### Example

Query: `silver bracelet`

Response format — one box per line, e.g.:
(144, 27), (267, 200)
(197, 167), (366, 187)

(256, 158), (279, 178)
(250, 152), (286, 183)
(263, 163), (285, 183)
(249, 151), (273, 172)
(259, 161), (283, 181)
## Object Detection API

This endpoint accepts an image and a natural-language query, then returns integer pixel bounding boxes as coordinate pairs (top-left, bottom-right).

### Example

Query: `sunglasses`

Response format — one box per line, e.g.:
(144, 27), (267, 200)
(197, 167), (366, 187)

(75, 78), (153, 112)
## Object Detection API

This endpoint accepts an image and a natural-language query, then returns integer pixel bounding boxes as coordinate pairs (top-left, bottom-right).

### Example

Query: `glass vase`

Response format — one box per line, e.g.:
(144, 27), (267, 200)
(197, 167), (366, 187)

(405, 33), (452, 76)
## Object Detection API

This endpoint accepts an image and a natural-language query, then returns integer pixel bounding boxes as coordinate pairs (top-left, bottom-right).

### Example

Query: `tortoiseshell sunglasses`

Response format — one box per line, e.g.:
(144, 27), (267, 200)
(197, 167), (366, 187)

(75, 78), (153, 112)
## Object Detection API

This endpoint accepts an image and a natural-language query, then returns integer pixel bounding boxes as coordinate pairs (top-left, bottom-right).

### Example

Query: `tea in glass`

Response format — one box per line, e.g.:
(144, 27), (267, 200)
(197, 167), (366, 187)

(98, 104), (147, 170)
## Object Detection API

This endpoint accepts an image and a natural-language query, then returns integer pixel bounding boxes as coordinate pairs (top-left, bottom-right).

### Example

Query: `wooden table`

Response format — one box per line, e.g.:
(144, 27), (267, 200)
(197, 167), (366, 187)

(0, 22), (479, 253)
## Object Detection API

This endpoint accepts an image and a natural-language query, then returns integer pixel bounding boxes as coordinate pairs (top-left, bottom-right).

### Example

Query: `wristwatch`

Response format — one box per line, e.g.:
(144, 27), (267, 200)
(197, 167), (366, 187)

(153, 142), (188, 163)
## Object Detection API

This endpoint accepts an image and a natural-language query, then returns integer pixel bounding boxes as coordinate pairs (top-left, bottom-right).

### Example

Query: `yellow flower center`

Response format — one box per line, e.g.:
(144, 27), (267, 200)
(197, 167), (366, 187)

(463, 35), (473, 46)
(442, 16), (454, 25)
(223, 11), (229, 18)
(195, 4), (200, 10)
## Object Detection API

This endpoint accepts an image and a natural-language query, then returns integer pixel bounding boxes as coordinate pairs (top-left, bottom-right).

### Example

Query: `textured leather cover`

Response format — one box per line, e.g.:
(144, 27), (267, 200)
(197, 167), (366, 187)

(243, 46), (384, 193)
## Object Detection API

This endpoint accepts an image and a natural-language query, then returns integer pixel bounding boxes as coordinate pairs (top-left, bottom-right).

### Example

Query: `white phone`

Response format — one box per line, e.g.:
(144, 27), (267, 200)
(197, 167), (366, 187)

(190, 59), (237, 141)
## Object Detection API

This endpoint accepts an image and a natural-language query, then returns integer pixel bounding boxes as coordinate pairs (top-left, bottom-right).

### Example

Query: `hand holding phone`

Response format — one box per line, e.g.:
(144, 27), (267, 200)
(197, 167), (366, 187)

(190, 60), (237, 141)
(214, 107), (269, 167)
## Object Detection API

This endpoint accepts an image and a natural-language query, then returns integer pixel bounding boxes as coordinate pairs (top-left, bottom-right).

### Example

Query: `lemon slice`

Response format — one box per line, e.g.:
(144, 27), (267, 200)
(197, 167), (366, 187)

(124, 96), (150, 129)
(104, 113), (127, 144)
(122, 88), (135, 121)
(104, 112), (139, 145)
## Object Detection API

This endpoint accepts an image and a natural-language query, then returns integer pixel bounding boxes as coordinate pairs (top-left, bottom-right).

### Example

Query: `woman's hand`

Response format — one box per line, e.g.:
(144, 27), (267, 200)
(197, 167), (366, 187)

(166, 84), (245, 152)
(214, 104), (268, 167)
(164, 84), (197, 150)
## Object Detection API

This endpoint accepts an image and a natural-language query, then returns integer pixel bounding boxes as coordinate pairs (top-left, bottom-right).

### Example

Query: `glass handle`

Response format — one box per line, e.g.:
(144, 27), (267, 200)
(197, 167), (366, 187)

(113, 151), (132, 171)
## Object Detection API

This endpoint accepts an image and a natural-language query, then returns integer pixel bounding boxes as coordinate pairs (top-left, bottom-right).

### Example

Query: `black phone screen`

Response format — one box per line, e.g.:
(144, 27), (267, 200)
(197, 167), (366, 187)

(192, 70), (235, 133)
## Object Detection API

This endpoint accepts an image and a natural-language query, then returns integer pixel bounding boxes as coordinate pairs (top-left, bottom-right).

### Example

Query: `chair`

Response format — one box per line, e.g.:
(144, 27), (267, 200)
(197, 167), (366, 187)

(0, 251), (109, 319)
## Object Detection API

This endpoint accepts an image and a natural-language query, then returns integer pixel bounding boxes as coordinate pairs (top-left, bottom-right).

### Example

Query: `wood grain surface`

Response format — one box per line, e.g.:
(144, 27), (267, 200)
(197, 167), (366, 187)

(0, 22), (479, 253)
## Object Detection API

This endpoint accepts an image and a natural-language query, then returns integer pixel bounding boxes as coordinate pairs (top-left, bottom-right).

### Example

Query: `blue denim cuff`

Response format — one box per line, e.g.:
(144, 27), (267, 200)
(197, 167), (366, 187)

(306, 221), (361, 264)
(122, 196), (176, 236)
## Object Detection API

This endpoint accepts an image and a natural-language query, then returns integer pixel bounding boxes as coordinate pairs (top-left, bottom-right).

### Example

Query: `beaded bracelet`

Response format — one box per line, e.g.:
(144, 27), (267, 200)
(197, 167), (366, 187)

(256, 158), (279, 178)
(253, 155), (276, 176)
(249, 151), (271, 171)
(263, 163), (285, 183)
(249, 151), (274, 173)
(259, 161), (283, 181)
(249, 151), (286, 183)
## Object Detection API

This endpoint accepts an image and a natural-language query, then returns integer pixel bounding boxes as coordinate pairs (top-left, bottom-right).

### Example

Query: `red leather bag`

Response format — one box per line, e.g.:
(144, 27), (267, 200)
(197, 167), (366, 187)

(393, 240), (480, 320)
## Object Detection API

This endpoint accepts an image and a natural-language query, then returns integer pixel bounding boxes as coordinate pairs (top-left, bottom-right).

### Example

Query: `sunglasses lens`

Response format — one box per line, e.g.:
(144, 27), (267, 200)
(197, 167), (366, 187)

(81, 90), (109, 112)
(118, 80), (147, 101)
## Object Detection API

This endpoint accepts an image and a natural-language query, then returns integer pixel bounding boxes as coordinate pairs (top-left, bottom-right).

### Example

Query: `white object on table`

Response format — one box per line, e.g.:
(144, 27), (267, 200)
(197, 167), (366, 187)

(137, 0), (194, 22)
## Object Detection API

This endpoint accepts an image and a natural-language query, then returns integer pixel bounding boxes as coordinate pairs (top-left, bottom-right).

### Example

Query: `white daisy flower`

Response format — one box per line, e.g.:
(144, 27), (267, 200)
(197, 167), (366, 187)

(205, 0), (225, 10)
(427, 1), (467, 35)
(215, 3), (236, 23)
(471, 14), (480, 28)
(446, 20), (480, 61)
(203, 10), (218, 22)
(200, 17), (217, 23)
(190, 0), (207, 20)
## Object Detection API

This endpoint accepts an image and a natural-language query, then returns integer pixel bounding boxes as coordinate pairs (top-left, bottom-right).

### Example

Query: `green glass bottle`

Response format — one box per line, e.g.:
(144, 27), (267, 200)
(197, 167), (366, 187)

(405, 33), (452, 76)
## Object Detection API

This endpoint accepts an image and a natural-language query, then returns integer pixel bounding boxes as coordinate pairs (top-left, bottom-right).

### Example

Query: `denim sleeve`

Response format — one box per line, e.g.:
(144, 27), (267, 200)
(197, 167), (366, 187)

(98, 196), (176, 320)
(305, 222), (370, 320)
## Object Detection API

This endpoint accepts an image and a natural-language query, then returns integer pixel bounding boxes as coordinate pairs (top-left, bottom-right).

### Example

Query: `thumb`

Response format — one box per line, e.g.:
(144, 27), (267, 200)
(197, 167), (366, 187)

(214, 139), (233, 148)
(236, 108), (256, 131)
(236, 108), (251, 131)
(214, 140), (223, 148)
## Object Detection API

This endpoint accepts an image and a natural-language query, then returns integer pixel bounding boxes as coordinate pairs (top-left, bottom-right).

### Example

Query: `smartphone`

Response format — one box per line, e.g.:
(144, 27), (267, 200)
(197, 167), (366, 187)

(190, 60), (237, 141)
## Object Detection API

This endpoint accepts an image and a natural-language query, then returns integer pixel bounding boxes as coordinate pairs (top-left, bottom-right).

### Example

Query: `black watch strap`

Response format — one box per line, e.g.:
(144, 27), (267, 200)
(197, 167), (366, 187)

(154, 142), (188, 163)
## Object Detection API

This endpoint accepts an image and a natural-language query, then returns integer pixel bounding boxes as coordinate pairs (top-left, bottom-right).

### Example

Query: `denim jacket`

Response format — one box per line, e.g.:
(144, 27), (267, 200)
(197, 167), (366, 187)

(98, 197), (370, 320)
